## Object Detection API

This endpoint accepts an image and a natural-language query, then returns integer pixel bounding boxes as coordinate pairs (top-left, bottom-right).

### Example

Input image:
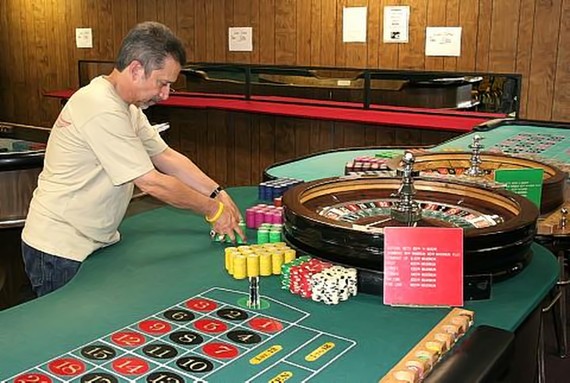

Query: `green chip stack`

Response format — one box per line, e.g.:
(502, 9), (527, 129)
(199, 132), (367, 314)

(257, 223), (283, 244)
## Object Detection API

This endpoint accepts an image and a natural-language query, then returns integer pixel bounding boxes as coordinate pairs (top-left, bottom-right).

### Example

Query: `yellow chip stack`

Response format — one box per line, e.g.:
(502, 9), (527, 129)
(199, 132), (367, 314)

(259, 252), (272, 276)
(224, 243), (296, 280)
(233, 254), (247, 279)
(247, 253), (260, 277)
(271, 251), (284, 275)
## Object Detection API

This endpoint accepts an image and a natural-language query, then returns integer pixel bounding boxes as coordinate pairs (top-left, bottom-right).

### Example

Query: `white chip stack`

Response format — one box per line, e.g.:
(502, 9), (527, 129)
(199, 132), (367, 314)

(310, 265), (358, 305)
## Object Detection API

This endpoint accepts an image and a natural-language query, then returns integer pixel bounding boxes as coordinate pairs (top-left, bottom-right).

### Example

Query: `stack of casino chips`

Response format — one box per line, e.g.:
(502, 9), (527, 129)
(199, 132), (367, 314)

(213, 220), (247, 244)
(225, 243), (296, 280)
(258, 178), (304, 201)
(382, 309), (474, 383)
(256, 223), (283, 244)
(311, 265), (357, 305)
(281, 257), (358, 305)
(245, 204), (284, 229)
(344, 156), (393, 176)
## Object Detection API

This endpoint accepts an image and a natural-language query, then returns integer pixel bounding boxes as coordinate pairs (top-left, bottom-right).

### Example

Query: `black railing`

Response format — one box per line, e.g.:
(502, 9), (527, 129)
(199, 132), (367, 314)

(77, 60), (521, 115)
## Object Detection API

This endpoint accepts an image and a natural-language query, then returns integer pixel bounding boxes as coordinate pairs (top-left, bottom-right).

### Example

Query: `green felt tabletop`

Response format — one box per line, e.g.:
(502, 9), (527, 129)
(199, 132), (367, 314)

(267, 148), (406, 181)
(0, 187), (558, 382)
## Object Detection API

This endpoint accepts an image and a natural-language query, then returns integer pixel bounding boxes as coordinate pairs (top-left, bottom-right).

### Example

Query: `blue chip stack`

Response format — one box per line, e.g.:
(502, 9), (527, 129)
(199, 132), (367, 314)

(258, 178), (304, 201)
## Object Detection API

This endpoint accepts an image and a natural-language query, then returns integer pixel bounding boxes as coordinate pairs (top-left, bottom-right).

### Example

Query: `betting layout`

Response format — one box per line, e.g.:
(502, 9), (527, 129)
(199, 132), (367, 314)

(490, 132), (566, 155)
(8, 287), (356, 383)
(435, 125), (570, 164)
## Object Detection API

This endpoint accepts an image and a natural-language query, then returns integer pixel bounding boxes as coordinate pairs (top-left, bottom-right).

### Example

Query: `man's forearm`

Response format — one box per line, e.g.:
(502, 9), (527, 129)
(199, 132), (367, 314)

(152, 148), (219, 197)
(135, 169), (218, 216)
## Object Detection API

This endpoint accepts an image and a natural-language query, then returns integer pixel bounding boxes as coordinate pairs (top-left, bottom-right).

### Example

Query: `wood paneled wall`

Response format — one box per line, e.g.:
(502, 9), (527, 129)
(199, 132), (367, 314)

(0, 0), (569, 127)
(147, 107), (458, 186)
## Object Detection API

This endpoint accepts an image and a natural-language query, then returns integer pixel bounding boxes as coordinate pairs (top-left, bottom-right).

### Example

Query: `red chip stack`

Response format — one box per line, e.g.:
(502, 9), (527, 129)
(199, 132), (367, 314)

(288, 258), (333, 298)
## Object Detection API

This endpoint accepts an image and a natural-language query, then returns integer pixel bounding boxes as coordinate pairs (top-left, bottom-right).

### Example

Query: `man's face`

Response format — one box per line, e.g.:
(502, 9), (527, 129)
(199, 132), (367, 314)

(133, 56), (181, 109)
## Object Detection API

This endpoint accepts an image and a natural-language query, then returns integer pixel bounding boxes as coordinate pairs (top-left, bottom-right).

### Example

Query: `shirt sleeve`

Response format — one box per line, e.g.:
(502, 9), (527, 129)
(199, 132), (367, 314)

(131, 106), (169, 157)
(80, 110), (156, 186)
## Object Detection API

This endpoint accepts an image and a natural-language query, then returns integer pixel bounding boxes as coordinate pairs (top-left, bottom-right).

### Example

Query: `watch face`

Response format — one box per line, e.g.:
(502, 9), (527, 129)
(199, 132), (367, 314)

(210, 186), (223, 198)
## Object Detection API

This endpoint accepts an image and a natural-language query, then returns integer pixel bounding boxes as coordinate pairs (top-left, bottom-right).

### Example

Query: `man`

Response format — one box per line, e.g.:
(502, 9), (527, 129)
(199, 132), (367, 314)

(22, 21), (244, 297)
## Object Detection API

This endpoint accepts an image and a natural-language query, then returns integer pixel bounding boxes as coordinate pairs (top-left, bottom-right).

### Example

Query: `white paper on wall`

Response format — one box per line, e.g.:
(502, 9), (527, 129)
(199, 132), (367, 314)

(425, 27), (462, 57)
(383, 6), (410, 43)
(229, 27), (253, 52)
(343, 7), (367, 43)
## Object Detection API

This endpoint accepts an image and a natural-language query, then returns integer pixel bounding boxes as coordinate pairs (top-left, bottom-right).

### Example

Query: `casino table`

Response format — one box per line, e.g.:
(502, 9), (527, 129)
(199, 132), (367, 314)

(0, 187), (558, 383)
(265, 119), (570, 181)
(0, 125), (46, 309)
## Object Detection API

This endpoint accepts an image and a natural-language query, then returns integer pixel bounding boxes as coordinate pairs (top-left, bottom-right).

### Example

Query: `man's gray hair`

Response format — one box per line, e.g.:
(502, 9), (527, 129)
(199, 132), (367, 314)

(116, 21), (186, 76)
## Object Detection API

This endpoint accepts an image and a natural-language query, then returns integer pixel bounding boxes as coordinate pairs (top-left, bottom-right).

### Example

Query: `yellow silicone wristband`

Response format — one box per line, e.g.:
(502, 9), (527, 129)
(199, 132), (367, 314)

(205, 202), (225, 223)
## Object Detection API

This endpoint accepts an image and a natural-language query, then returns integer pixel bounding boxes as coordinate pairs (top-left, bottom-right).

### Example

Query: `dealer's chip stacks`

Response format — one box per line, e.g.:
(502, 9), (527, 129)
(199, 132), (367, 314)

(281, 257), (358, 305)
(311, 266), (358, 305)
(225, 243), (296, 280)
(258, 177), (304, 202)
(379, 308), (475, 383)
(256, 223), (283, 244)
(246, 204), (284, 228)
(344, 155), (395, 177)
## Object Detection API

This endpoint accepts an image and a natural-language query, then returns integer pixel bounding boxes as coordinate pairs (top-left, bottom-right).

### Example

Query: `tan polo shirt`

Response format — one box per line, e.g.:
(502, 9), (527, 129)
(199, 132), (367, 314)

(22, 76), (168, 261)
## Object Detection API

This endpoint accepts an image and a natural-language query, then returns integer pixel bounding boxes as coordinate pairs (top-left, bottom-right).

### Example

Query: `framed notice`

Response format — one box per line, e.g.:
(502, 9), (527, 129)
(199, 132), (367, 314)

(383, 6), (410, 43)
(383, 227), (464, 307)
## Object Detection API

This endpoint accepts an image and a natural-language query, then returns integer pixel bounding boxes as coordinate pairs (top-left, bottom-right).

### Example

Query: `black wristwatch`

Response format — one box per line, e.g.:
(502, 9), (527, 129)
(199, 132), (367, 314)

(209, 185), (224, 199)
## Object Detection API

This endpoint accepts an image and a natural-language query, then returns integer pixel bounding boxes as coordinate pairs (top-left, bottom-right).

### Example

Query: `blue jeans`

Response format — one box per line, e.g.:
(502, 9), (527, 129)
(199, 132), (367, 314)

(21, 241), (81, 297)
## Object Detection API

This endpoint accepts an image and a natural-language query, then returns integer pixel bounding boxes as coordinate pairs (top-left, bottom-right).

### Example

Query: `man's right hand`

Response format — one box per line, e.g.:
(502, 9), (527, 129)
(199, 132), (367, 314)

(208, 201), (245, 243)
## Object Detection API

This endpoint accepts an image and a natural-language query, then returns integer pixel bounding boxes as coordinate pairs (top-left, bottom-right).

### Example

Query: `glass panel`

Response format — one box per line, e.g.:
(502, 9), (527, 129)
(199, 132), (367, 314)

(76, 61), (521, 116)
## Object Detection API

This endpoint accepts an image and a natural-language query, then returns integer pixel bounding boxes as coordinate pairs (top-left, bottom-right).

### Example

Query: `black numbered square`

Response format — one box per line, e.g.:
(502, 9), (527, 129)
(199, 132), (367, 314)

(216, 308), (248, 321)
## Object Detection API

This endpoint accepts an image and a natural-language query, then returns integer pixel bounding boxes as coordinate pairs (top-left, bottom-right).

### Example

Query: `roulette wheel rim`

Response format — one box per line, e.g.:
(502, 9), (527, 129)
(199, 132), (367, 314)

(282, 176), (539, 295)
(389, 151), (568, 214)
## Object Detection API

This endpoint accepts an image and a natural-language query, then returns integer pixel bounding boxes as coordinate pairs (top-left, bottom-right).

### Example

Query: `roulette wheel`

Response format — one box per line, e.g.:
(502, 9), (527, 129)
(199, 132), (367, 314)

(282, 153), (540, 296)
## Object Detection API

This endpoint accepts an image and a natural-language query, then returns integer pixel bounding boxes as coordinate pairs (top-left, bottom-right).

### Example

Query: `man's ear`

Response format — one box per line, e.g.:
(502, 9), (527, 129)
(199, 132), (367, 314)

(128, 60), (145, 81)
